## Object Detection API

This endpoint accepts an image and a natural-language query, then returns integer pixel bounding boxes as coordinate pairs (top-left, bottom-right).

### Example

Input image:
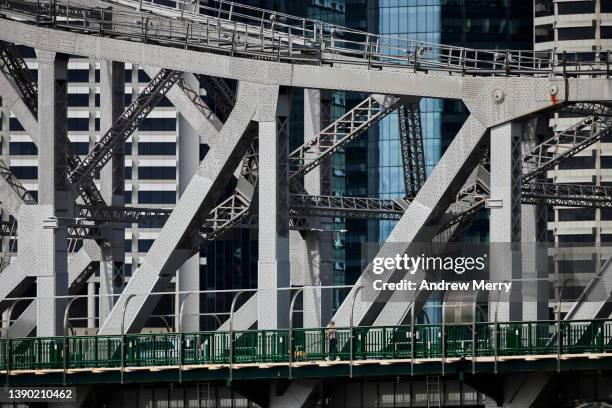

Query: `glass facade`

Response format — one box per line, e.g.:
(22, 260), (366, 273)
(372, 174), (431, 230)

(372, 0), (532, 242)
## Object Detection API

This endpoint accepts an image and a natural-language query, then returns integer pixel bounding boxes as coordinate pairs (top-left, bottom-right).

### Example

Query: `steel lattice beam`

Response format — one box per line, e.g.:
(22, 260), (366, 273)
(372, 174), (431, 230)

(0, 158), (36, 207)
(68, 69), (182, 193)
(289, 95), (401, 180)
(522, 115), (612, 182)
(290, 194), (407, 220)
(0, 40), (37, 115)
(77, 205), (172, 224)
(197, 74), (236, 122)
(398, 103), (427, 198)
(522, 182), (612, 208)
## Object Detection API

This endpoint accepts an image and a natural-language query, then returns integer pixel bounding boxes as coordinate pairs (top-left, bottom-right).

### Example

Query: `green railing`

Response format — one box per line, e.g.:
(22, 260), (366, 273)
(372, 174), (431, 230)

(1, 319), (611, 372)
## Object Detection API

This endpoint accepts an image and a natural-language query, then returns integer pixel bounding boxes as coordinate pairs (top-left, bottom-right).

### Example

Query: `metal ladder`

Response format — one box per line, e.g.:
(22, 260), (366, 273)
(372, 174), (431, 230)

(426, 376), (442, 408)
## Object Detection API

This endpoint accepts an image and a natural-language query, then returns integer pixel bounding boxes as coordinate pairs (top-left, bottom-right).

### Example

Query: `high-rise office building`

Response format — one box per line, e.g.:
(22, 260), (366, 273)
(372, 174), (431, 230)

(534, 0), (612, 297)
(369, 0), (533, 242)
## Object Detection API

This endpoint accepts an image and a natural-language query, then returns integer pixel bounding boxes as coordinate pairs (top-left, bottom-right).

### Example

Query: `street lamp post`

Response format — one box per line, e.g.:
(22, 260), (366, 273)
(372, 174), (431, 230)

(178, 291), (197, 383)
(62, 297), (80, 385)
(120, 294), (137, 384)
(288, 288), (304, 380)
(349, 285), (364, 378)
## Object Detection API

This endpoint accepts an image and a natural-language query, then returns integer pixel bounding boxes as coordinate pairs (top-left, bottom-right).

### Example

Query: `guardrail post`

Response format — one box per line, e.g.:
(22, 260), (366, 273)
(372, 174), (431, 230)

(441, 302), (446, 376)
(472, 302), (477, 374)
(288, 289), (303, 380)
(229, 290), (247, 384)
(121, 294), (137, 384)
(62, 297), (78, 386)
(178, 292), (196, 383)
(5, 299), (25, 386)
(410, 305), (415, 376)
(349, 285), (364, 378)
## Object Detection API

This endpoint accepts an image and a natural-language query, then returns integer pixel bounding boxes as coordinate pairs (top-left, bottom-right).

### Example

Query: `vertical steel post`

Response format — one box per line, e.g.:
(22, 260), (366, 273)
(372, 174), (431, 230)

(288, 288), (303, 379)
(349, 285), (364, 378)
(120, 294), (137, 384)
(5, 299), (24, 386)
(62, 297), (79, 386)
(229, 290), (248, 383)
(178, 291), (196, 383)
(557, 278), (575, 372)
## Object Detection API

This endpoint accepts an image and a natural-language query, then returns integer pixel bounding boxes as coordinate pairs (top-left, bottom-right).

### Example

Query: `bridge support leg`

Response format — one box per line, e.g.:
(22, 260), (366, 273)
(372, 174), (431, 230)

(35, 50), (70, 336)
(489, 121), (522, 322)
(521, 114), (551, 321)
(176, 73), (201, 332)
(298, 89), (333, 328)
(99, 60), (126, 323)
(258, 88), (290, 329)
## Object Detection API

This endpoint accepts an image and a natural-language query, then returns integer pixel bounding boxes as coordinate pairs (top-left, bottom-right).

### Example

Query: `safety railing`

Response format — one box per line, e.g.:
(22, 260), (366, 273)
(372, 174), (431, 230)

(1, 319), (612, 372)
(1, 0), (611, 77)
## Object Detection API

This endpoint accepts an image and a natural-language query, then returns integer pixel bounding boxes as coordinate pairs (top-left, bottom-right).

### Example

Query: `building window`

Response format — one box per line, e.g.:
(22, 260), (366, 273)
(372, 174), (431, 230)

(602, 26), (612, 40)
(68, 93), (90, 107)
(138, 142), (176, 155)
(67, 69), (89, 82)
(9, 118), (24, 132)
(557, 1), (595, 15)
(10, 142), (37, 155)
(67, 118), (89, 131)
(535, 24), (554, 43)
(138, 191), (176, 204)
(535, 0), (554, 17)
(138, 239), (154, 253)
(138, 118), (176, 131)
(558, 208), (595, 221)
(558, 234), (594, 243)
(603, 2), (612, 13)
(558, 26), (595, 41)
(10, 166), (37, 179)
(138, 167), (176, 180)
(70, 142), (89, 155)
(557, 154), (595, 170)
(601, 156), (612, 168)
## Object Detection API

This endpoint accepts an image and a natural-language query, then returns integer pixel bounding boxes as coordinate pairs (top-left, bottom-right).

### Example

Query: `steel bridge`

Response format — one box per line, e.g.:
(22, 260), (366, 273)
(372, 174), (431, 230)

(0, 0), (611, 406)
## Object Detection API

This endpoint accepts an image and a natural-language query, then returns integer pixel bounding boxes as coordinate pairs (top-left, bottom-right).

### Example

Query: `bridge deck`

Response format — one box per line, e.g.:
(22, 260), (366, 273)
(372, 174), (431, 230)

(0, 318), (610, 385)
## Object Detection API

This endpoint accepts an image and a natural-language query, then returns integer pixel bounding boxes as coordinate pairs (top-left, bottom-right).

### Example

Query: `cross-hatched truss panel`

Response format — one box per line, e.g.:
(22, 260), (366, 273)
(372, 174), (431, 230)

(289, 95), (400, 179)
(398, 103), (427, 198)
(522, 115), (612, 182)
(68, 68), (182, 194)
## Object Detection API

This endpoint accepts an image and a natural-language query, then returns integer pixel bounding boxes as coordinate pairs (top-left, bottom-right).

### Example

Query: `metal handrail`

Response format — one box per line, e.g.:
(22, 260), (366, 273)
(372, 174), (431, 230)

(1, 0), (609, 77)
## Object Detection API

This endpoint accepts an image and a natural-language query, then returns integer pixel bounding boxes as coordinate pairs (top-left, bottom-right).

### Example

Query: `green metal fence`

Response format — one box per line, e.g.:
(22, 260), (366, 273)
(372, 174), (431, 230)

(0, 319), (611, 371)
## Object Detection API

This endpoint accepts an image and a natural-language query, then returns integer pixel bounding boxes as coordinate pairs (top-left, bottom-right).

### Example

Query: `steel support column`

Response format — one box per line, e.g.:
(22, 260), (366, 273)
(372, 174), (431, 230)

(520, 114), (550, 321)
(489, 122), (522, 322)
(295, 88), (333, 328)
(34, 50), (70, 336)
(99, 60), (126, 323)
(177, 72), (201, 332)
(258, 87), (289, 330)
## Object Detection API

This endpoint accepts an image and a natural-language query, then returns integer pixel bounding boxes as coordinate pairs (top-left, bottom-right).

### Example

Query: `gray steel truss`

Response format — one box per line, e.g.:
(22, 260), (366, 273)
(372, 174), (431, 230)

(98, 81), (262, 334)
(0, 40), (37, 115)
(398, 102), (427, 198)
(289, 95), (401, 180)
(290, 194), (407, 220)
(522, 182), (612, 208)
(522, 114), (612, 182)
(67, 69), (182, 196)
